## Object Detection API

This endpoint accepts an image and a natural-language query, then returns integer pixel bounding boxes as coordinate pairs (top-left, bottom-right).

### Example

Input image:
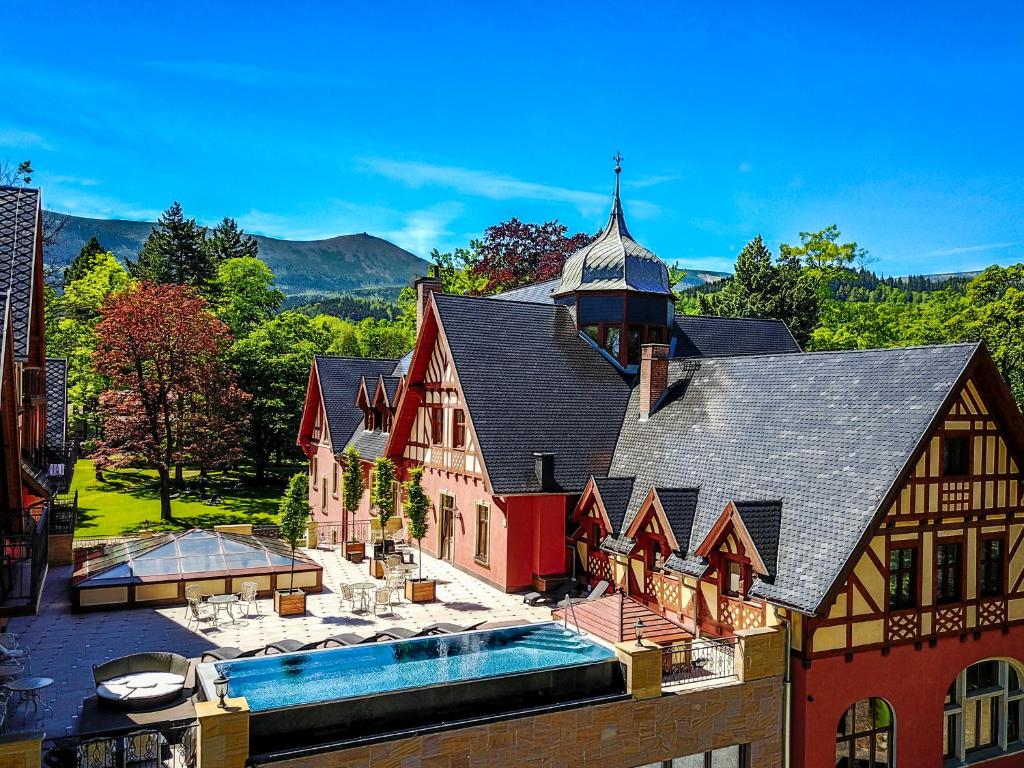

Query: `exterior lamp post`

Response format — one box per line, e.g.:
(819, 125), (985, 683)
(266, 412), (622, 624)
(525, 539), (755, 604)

(634, 618), (645, 648)
(214, 674), (229, 709)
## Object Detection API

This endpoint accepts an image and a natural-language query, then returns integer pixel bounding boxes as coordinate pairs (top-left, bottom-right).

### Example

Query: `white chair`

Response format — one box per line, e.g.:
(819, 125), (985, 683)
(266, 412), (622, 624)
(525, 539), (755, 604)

(238, 581), (261, 617)
(385, 571), (404, 605)
(0, 633), (29, 672)
(186, 596), (218, 630)
(391, 529), (408, 548)
(373, 587), (393, 616)
(339, 583), (358, 612)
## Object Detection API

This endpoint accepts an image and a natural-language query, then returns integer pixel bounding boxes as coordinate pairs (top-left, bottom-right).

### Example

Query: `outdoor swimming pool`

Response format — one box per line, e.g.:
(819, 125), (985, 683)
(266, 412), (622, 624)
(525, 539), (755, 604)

(202, 622), (614, 711)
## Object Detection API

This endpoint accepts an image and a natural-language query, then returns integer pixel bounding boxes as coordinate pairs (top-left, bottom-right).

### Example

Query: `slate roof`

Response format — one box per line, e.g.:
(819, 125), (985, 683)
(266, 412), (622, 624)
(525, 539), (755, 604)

(432, 293), (632, 494)
(733, 500), (784, 579)
(346, 426), (389, 462)
(655, 488), (700, 547)
(554, 171), (672, 298)
(491, 278), (560, 305)
(607, 343), (980, 614)
(672, 315), (800, 358)
(45, 358), (68, 447)
(0, 186), (40, 360)
(593, 477), (635, 534)
(391, 352), (413, 377)
(381, 376), (402, 404)
(314, 356), (399, 453)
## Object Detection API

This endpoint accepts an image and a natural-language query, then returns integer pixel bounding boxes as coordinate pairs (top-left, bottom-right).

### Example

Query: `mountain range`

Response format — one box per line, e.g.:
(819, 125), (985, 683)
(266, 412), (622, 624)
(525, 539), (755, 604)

(46, 212), (430, 298)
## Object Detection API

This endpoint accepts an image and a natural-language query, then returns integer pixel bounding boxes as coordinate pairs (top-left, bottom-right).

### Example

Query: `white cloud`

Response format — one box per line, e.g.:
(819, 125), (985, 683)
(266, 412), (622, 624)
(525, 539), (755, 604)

(0, 127), (52, 150)
(359, 157), (660, 219)
(921, 241), (1022, 258)
(622, 173), (679, 190)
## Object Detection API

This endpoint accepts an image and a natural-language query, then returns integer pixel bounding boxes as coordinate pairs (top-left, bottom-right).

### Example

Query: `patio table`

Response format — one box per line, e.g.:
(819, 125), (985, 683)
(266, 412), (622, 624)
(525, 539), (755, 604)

(5, 676), (54, 718)
(351, 582), (376, 612)
(207, 594), (241, 625)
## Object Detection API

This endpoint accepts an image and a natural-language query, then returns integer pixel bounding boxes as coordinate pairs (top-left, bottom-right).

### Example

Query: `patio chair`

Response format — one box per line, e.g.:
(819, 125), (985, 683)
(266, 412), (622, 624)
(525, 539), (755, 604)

(359, 627), (416, 643)
(264, 639), (305, 654)
(385, 571), (405, 604)
(0, 633), (29, 671)
(339, 583), (358, 612)
(414, 621), (486, 637)
(372, 587), (393, 617)
(185, 597), (217, 630)
(557, 579), (609, 608)
(200, 646), (264, 663)
(237, 581), (261, 618)
(319, 633), (366, 648)
(522, 580), (577, 607)
(385, 554), (402, 569)
(390, 529), (408, 548)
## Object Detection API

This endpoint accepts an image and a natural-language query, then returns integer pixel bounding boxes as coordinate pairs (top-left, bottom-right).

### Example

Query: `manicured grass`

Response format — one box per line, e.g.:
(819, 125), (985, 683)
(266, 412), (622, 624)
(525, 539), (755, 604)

(71, 459), (297, 538)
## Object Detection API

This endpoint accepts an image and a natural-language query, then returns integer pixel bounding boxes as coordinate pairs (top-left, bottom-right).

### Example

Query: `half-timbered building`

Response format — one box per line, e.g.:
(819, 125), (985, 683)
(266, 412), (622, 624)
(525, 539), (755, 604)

(299, 163), (1024, 767)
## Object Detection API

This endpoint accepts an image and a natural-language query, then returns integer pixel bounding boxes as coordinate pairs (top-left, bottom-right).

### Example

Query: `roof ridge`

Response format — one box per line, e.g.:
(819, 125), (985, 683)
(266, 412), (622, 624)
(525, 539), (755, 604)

(670, 341), (979, 365)
(677, 314), (792, 325)
(315, 354), (399, 363)
(436, 292), (561, 310)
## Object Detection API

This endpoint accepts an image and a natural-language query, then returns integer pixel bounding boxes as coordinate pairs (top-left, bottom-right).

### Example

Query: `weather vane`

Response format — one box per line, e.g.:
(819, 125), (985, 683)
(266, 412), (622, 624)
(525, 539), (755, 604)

(613, 151), (623, 172)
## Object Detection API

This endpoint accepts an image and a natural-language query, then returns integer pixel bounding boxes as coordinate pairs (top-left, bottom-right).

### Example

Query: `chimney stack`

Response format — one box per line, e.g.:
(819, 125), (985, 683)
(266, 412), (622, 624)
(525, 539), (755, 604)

(414, 267), (443, 334)
(533, 452), (556, 492)
(639, 343), (670, 420)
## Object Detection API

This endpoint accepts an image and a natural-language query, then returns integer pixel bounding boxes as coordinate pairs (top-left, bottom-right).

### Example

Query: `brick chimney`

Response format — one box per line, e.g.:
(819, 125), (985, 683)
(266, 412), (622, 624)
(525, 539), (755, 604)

(639, 343), (670, 420)
(414, 268), (443, 334)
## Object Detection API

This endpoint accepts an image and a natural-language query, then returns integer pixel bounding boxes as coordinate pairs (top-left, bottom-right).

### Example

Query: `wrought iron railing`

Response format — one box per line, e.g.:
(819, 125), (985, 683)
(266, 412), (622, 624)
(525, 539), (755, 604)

(46, 720), (198, 768)
(0, 504), (48, 610)
(50, 490), (79, 535)
(22, 441), (78, 494)
(315, 520), (372, 546)
(661, 636), (738, 685)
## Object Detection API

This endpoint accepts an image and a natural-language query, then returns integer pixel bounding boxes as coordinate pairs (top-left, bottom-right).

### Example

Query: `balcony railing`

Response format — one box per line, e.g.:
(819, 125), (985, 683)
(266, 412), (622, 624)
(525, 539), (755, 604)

(50, 489), (79, 535)
(315, 520), (372, 546)
(661, 636), (738, 686)
(22, 441), (79, 495)
(0, 504), (49, 613)
(47, 720), (198, 768)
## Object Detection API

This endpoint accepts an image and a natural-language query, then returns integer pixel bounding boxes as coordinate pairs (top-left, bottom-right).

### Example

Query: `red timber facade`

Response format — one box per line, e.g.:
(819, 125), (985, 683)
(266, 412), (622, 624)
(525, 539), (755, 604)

(0, 185), (59, 617)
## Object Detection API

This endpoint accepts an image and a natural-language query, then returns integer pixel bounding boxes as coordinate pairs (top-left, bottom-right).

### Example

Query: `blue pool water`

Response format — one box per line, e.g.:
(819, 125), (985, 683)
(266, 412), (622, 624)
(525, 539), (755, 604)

(213, 622), (614, 711)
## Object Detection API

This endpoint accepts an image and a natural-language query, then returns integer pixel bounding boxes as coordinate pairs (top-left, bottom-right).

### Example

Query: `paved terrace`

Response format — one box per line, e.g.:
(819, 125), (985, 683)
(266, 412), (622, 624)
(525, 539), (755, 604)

(6, 548), (552, 737)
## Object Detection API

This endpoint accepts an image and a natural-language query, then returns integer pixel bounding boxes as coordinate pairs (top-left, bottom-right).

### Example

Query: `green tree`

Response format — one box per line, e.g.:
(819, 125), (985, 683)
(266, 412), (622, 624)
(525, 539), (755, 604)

(954, 265), (1024, 403)
(312, 315), (361, 357)
(45, 252), (131, 434)
(64, 236), (106, 285)
(355, 317), (413, 359)
(278, 473), (312, 591)
(206, 217), (259, 262)
(371, 457), (396, 533)
(213, 257), (284, 338)
(403, 467), (430, 580)
(228, 311), (332, 481)
(127, 202), (215, 289)
(342, 446), (364, 541)
(699, 235), (820, 346)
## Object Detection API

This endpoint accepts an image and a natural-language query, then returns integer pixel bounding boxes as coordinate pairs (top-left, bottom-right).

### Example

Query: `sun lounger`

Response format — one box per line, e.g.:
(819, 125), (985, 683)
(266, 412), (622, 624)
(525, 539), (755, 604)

(358, 627), (417, 643)
(318, 633), (366, 648)
(522, 580), (577, 606)
(414, 621), (486, 637)
(263, 639), (305, 654)
(199, 646), (263, 663)
(556, 579), (609, 608)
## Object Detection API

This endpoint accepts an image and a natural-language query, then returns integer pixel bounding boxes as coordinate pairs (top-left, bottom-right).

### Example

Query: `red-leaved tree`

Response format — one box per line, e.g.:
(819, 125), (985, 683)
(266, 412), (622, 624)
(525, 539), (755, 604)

(92, 282), (250, 520)
(470, 218), (595, 294)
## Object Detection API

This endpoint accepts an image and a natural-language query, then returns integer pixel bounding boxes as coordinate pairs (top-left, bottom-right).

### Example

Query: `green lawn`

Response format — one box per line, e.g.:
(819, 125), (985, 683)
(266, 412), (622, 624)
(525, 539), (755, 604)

(71, 459), (295, 538)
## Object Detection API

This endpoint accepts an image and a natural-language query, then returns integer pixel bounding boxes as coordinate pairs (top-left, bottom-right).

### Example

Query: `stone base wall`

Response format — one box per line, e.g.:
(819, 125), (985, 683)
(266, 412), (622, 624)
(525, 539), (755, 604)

(265, 676), (783, 768)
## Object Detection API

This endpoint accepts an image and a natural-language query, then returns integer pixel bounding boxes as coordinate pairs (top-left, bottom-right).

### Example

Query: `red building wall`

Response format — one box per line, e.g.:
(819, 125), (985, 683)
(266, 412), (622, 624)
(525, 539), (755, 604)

(792, 625), (1024, 768)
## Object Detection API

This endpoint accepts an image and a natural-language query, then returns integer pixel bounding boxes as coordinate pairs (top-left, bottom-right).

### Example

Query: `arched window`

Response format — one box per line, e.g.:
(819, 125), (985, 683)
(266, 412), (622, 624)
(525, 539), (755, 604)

(944, 659), (1024, 764)
(835, 698), (894, 767)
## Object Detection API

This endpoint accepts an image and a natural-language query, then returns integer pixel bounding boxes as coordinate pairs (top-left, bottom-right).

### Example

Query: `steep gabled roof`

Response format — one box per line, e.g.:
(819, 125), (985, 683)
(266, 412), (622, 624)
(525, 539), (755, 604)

(490, 278), (560, 305)
(654, 488), (700, 548)
(0, 186), (41, 360)
(45, 358), (68, 447)
(314, 356), (399, 453)
(672, 315), (800, 358)
(592, 477), (635, 533)
(432, 293), (632, 494)
(609, 343), (981, 614)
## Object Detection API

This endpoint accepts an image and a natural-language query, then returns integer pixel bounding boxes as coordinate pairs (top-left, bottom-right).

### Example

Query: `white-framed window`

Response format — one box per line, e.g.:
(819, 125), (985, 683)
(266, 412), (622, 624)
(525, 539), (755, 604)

(945, 660), (1024, 764)
(474, 502), (489, 564)
(332, 463), (339, 496)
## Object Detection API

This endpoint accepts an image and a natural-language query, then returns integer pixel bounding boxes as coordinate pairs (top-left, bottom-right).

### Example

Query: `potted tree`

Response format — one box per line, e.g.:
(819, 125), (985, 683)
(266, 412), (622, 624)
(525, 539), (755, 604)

(274, 473), (309, 616)
(341, 446), (365, 563)
(403, 467), (435, 602)
(369, 457), (396, 578)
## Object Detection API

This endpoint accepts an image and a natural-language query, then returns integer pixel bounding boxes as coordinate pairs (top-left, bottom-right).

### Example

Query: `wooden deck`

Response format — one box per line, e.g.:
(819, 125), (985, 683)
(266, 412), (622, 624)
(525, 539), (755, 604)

(553, 591), (692, 646)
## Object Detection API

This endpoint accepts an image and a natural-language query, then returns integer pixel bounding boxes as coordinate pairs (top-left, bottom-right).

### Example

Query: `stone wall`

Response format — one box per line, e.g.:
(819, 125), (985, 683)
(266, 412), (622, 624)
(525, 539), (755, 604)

(263, 676), (784, 768)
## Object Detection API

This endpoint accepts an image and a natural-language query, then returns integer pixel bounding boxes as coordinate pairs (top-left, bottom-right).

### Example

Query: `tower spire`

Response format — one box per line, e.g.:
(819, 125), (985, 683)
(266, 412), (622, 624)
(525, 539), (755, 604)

(609, 151), (629, 236)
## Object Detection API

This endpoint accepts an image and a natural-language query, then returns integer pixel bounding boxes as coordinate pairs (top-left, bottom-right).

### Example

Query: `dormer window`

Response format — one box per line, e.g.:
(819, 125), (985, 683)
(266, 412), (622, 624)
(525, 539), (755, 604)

(724, 560), (744, 597)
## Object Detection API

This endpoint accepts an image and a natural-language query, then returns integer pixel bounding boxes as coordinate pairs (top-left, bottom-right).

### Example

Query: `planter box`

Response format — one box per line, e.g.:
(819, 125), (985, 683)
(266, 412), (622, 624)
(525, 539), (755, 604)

(343, 541), (365, 561)
(274, 589), (306, 616)
(349, 551), (364, 565)
(405, 578), (436, 603)
(369, 558), (386, 580)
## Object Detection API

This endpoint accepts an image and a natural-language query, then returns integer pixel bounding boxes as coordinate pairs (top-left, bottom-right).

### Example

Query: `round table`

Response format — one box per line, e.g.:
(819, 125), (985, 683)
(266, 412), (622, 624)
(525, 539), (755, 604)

(207, 594), (240, 625)
(351, 582), (377, 612)
(5, 676), (54, 718)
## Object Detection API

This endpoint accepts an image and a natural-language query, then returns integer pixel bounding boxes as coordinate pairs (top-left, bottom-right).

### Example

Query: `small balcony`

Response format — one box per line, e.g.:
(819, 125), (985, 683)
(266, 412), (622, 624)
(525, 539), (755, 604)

(0, 503), (49, 616)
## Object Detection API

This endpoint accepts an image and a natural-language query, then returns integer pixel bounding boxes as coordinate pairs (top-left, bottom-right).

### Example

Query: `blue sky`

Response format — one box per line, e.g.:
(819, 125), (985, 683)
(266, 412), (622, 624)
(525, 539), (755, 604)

(3, 2), (1023, 275)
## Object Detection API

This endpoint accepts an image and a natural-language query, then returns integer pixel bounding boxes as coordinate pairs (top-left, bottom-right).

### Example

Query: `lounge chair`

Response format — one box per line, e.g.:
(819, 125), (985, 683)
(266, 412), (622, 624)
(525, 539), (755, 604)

(200, 646), (264, 663)
(557, 579), (609, 608)
(414, 621), (486, 637)
(264, 639), (305, 654)
(522, 580), (577, 607)
(359, 627), (416, 643)
(319, 633), (366, 648)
